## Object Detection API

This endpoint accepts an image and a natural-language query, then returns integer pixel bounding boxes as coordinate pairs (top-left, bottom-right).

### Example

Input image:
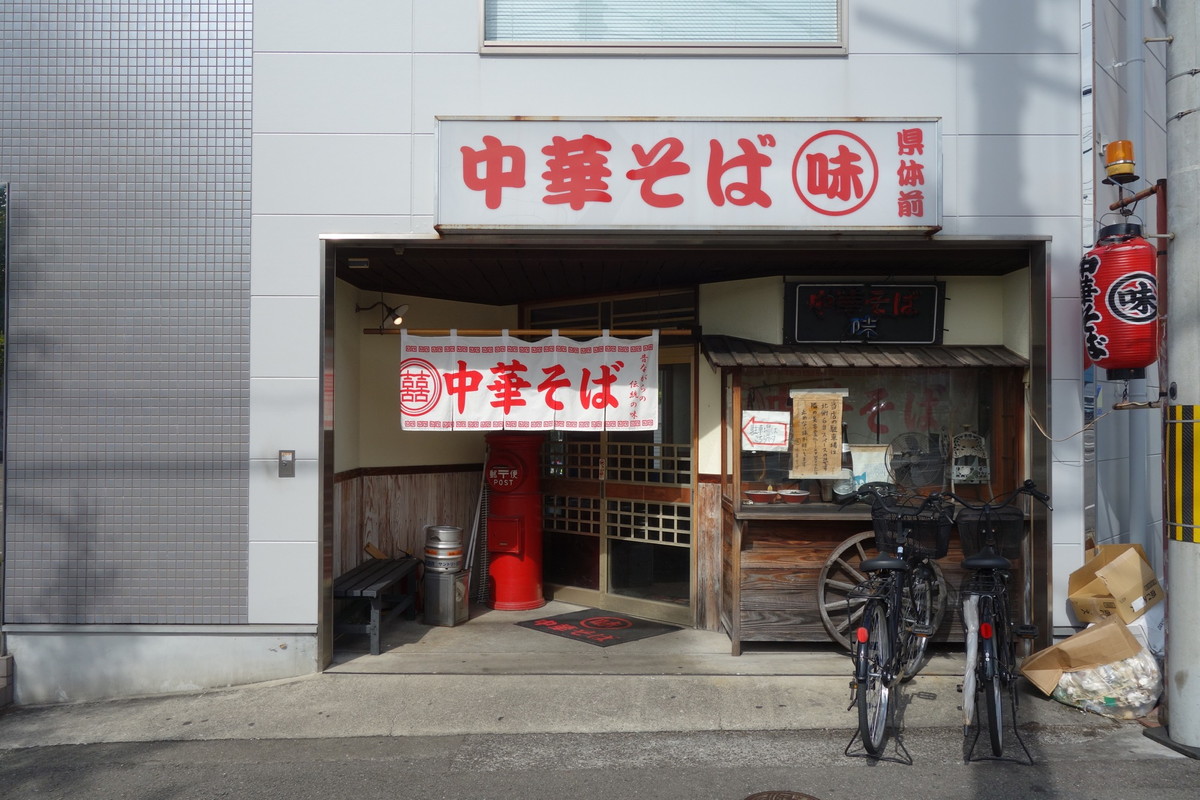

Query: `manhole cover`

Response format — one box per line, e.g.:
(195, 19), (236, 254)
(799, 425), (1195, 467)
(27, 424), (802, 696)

(744, 793), (823, 800)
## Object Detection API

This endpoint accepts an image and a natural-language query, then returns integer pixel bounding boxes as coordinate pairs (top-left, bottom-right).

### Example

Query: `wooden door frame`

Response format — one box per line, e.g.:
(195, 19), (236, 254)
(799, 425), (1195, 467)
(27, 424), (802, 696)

(542, 345), (697, 625)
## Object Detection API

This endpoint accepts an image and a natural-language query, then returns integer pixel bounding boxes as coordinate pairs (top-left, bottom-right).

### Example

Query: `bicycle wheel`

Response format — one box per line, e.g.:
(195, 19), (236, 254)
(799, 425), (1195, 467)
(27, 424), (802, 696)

(984, 665), (1004, 755)
(856, 600), (892, 755)
(978, 597), (1004, 756)
(899, 562), (943, 679)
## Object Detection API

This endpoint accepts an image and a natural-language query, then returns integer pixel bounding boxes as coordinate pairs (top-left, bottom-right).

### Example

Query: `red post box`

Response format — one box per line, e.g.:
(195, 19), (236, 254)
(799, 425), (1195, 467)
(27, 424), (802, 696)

(484, 433), (546, 610)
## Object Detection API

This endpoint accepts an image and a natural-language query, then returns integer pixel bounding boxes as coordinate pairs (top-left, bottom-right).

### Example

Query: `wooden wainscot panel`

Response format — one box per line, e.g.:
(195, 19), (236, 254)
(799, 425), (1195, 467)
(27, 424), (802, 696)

(334, 477), (361, 578)
(740, 567), (821, 597)
(695, 479), (723, 632)
(335, 467), (482, 576)
(720, 514), (738, 645)
(738, 609), (830, 643)
(738, 567), (826, 642)
(740, 535), (853, 569)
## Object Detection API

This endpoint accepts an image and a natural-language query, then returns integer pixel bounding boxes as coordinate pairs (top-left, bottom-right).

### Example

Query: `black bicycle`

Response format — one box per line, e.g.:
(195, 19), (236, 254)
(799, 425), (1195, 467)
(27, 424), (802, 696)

(942, 480), (1051, 762)
(842, 483), (953, 759)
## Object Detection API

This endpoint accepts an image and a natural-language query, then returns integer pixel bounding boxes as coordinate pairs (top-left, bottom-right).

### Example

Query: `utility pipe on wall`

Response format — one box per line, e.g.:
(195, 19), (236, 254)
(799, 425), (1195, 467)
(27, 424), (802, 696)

(1123, 0), (1154, 578)
(1164, 0), (1200, 749)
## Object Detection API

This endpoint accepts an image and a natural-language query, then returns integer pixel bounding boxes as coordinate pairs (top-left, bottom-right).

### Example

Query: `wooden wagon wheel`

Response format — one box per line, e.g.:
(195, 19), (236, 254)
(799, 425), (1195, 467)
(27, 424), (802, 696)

(816, 530), (948, 650)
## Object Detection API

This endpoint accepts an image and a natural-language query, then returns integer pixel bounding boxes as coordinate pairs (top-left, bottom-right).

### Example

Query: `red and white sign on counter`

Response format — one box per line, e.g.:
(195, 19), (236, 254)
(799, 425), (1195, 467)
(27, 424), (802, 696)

(399, 331), (658, 430)
(437, 117), (941, 231)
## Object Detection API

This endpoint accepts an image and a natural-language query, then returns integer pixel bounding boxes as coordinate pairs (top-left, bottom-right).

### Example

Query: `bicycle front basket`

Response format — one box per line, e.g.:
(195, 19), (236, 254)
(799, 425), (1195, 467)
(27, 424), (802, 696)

(956, 506), (1026, 560)
(871, 506), (952, 559)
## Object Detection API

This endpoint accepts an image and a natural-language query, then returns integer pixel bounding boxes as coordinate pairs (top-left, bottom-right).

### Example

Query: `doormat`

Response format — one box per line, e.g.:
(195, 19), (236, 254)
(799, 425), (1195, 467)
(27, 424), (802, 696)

(516, 608), (679, 647)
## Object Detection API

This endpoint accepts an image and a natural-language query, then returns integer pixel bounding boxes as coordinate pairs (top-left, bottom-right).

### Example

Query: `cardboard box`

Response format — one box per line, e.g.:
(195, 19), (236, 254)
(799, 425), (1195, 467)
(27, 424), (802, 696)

(1067, 543), (1163, 624)
(1021, 617), (1144, 695)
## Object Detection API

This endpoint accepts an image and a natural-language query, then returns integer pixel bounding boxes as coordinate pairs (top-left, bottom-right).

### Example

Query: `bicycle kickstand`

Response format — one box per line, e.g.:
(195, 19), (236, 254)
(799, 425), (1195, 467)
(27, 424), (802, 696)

(964, 685), (1034, 765)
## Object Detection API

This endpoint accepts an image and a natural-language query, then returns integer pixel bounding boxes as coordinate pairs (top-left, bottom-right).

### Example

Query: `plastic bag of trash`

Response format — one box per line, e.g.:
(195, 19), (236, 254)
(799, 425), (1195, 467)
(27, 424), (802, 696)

(1050, 647), (1161, 719)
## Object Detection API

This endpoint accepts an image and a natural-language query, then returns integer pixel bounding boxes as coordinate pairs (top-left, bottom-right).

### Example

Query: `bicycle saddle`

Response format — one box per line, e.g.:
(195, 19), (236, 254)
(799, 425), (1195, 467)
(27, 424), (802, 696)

(861, 555), (908, 572)
(961, 552), (1011, 570)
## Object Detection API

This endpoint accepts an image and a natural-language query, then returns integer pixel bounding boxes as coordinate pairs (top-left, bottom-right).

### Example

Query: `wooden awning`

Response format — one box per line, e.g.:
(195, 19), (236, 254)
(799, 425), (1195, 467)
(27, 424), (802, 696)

(701, 335), (1028, 370)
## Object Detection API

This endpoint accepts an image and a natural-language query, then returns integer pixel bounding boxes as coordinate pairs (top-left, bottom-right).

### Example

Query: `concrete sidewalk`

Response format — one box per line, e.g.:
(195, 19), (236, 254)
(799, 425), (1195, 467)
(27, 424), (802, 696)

(0, 602), (1125, 749)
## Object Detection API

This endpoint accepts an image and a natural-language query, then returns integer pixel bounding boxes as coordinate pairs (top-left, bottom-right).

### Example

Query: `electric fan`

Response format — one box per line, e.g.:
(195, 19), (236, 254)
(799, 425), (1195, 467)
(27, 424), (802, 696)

(885, 431), (946, 489)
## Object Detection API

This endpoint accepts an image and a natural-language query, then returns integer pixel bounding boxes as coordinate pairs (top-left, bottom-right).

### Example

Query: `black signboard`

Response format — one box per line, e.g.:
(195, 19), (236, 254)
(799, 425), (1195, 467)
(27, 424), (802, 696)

(785, 282), (945, 345)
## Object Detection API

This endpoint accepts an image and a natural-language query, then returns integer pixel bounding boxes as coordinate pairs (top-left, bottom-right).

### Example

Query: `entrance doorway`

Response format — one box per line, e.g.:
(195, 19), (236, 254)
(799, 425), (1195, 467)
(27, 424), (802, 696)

(541, 348), (694, 625)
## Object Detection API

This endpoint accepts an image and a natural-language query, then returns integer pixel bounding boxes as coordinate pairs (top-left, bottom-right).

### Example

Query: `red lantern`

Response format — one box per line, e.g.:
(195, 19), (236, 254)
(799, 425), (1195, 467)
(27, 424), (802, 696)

(1080, 223), (1159, 379)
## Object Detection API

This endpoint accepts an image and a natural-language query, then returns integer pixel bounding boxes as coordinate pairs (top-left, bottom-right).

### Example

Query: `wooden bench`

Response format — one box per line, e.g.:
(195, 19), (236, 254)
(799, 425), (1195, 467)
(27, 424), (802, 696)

(333, 557), (419, 655)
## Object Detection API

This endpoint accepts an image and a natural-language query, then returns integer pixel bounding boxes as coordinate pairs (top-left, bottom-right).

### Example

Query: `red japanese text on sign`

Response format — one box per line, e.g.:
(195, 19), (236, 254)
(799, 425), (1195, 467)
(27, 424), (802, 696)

(438, 119), (940, 230)
(895, 128), (926, 217)
(400, 332), (659, 431)
(627, 137), (690, 208)
(460, 135), (526, 210)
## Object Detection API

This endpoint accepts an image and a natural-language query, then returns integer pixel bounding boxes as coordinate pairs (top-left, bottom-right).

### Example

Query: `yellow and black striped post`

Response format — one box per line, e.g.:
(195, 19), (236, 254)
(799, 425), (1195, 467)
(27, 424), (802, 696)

(1167, 405), (1200, 544)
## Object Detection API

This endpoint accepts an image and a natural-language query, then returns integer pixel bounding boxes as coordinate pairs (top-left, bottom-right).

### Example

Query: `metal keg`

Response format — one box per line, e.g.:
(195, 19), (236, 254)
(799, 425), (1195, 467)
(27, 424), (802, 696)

(423, 525), (464, 572)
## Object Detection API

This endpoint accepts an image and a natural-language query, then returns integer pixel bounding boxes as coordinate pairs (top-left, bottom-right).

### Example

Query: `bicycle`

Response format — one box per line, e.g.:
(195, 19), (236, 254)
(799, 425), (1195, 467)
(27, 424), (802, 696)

(841, 483), (954, 760)
(942, 480), (1051, 763)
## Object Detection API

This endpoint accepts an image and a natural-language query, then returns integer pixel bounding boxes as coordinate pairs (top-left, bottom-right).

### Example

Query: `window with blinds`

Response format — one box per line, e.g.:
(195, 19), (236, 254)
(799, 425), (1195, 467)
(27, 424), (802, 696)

(482, 1), (845, 55)
(525, 290), (698, 332)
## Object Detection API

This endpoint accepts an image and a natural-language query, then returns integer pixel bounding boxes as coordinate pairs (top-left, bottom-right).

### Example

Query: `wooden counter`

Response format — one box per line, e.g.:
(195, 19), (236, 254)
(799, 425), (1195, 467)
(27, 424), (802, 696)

(721, 502), (867, 654)
(721, 501), (989, 655)
(733, 502), (872, 522)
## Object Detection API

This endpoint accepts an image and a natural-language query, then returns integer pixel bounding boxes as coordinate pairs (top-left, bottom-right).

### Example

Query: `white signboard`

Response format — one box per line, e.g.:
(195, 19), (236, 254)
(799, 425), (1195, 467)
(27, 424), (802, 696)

(740, 410), (791, 452)
(400, 331), (658, 431)
(437, 117), (940, 231)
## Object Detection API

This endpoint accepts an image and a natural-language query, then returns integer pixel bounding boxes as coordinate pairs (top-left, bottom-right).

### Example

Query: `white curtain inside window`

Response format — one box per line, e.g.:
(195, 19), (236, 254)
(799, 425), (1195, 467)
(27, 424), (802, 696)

(485, 1), (840, 44)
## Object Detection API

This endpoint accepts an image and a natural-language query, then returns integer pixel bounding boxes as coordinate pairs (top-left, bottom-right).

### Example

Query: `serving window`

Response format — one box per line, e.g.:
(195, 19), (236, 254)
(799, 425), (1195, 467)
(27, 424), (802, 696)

(734, 365), (1025, 507)
(714, 352), (1028, 653)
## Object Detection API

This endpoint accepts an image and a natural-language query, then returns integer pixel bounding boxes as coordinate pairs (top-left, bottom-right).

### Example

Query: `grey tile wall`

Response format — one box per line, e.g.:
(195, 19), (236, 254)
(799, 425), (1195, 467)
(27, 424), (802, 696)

(0, 2), (251, 624)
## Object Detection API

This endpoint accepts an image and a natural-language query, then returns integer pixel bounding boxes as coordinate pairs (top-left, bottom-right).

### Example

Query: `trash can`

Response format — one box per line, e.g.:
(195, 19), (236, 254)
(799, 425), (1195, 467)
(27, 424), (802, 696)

(424, 569), (470, 627)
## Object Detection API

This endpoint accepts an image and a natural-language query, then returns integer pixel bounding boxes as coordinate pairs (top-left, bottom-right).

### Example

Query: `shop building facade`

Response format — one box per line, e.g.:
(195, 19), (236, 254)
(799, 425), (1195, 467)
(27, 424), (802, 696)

(0, 1), (1169, 703)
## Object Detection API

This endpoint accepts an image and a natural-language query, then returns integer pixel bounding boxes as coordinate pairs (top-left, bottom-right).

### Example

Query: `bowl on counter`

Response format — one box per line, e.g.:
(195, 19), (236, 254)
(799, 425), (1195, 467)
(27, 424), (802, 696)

(777, 489), (811, 504)
(744, 490), (779, 504)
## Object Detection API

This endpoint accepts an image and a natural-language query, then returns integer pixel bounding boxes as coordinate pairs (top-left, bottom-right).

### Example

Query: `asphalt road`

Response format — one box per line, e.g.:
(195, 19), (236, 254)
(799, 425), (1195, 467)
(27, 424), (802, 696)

(2, 724), (1196, 800)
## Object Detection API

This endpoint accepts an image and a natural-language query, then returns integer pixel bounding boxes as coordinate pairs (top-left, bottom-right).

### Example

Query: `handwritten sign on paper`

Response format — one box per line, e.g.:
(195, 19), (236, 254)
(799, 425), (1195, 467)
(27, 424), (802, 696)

(740, 410), (791, 452)
(789, 390), (847, 479)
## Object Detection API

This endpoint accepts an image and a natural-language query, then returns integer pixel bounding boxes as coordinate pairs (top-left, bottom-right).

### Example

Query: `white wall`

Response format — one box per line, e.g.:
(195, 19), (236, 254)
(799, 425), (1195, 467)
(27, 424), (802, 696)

(697, 354), (725, 477)
(695, 273), (1030, 476)
(250, 0), (1089, 628)
(698, 274), (1019, 349)
(334, 284), (363, 472)
(352, 289), (517, 468)
(1002, 269), (1032, 358)
(698, 278), (784, 344)
(7, 629), (317, 705)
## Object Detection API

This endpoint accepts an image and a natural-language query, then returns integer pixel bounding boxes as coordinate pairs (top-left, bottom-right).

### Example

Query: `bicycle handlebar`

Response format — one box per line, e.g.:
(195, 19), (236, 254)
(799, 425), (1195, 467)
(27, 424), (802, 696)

(838, 481), (952, 517)
(836, 481), (897, 509)
(939, 479), (1053, 512)
(836, 481), (892, 505)
(1024, 480), (1052, 507)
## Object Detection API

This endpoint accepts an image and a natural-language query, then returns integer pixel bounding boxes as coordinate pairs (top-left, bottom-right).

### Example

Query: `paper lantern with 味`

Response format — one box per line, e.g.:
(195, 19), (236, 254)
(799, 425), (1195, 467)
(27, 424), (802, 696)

(1080, 224), (1159, 379)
